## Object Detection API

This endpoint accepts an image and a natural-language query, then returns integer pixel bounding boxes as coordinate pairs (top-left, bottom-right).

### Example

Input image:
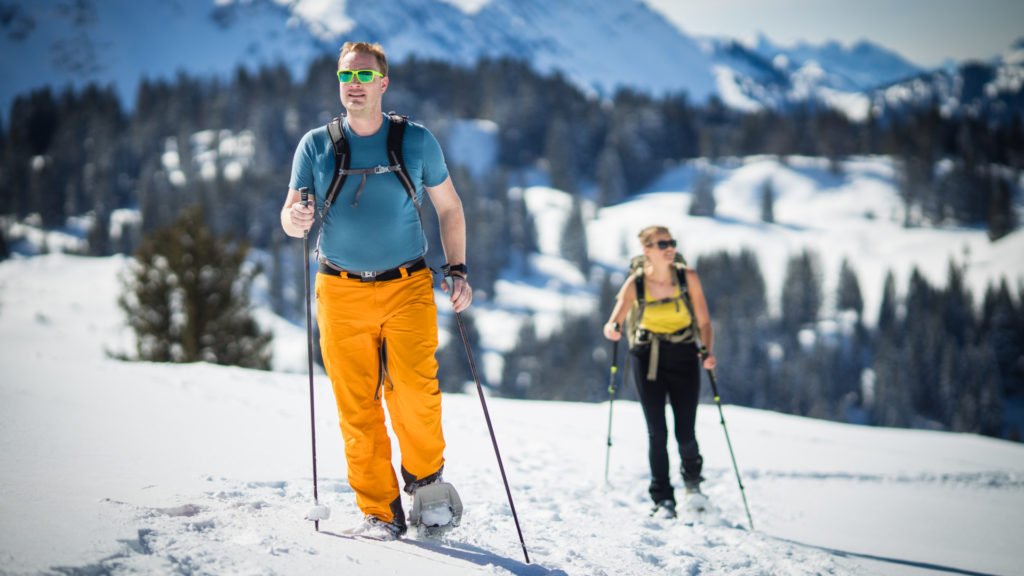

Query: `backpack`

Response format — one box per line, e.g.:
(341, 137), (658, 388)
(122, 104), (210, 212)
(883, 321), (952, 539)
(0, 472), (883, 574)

(320, 112), (418, 217)
(624, 251), (694, 351)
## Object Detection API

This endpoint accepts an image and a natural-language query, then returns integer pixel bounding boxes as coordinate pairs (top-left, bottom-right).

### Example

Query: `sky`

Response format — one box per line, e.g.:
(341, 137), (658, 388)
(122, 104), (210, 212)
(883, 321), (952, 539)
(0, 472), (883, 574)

(642, 0), (1024, 68)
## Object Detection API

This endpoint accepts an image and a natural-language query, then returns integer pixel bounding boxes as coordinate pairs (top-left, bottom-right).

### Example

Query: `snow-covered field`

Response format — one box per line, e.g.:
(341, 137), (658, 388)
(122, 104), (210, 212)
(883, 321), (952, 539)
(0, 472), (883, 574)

(2, 254), (1024, 575)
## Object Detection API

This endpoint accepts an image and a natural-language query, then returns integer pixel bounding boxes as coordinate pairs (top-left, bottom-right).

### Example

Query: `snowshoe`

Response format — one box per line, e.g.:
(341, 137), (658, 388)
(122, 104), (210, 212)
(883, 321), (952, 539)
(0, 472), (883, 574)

(684, 484), (708, 513)
(409, 481), (463, 534)
(649, 499), (677, 519)
(342, 515), (406, 541)
(681, 484), (711, 524)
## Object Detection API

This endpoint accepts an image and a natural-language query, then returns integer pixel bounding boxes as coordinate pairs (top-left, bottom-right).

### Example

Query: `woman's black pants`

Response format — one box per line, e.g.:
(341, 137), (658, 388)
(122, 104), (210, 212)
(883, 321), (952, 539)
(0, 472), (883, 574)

(631, 340), (703, 504)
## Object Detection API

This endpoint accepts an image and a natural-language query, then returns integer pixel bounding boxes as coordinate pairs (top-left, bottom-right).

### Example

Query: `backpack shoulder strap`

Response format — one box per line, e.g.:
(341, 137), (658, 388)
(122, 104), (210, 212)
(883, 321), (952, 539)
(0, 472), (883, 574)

(327, 115), (346, 157)
(633, 269), (646, 304)
(674, 263), (689, 295)
(675, 264), (706, 348)
(385, 112), (418, 206)
(624, 269), (645, 350)
(322, 116), (350, 217)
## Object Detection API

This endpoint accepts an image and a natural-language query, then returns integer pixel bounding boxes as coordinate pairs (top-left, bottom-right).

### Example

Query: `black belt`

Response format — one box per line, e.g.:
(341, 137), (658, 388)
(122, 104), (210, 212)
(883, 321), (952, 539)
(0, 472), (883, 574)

(318, 258), (427, 282)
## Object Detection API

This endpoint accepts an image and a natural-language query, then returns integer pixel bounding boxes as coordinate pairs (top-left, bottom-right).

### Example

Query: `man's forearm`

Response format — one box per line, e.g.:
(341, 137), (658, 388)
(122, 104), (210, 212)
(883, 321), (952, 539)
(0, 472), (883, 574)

(436, 206), (466, 265)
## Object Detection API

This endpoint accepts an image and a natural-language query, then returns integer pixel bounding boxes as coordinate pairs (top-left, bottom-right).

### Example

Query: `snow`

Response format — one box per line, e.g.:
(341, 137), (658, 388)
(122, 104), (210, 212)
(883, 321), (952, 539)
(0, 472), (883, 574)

(280, 0), (355, 41)
(2, 251), (1024, 575)
(712, 66), (764, 113)
(438, 0), (492, 14)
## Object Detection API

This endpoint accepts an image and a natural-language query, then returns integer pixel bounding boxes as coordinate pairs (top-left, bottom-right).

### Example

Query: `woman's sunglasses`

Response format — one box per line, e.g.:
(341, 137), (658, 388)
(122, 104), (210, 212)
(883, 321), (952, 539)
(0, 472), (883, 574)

(337, 69), (384, 84)
(647, 239), (677, 250)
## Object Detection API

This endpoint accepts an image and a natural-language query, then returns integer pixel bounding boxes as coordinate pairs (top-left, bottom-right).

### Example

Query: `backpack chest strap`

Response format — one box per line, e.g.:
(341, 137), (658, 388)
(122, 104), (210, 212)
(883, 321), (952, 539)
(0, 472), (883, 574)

(340, 164), (404, 207)
(321, 113), (418, 216)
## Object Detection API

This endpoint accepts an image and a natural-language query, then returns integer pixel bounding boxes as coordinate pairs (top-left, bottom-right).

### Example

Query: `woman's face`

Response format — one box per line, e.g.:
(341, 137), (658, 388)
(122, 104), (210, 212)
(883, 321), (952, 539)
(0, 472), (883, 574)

(645, 233), (677, 263)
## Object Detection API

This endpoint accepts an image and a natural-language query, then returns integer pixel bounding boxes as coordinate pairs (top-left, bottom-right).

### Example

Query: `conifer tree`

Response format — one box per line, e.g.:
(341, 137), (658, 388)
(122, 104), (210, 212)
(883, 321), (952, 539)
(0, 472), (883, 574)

(544, 116), (576, 193)
(781, 249), (822, 333)
(987, 174), (1016, 241)
(981, 280), (1022, 396)
(836, 258), (864, 323)
(119, 204), (272, 369)
(500, 318), (542, 399)
(536, 312), (605, 401)
(0, 225), (9, 261)
(561, 195), (590, 277)
(760, 178), (775, 223)
(596, 137), (627, 207)
(877, 271), (898, 338)
(688, 166), (717, 217)
(941, 260), (973, 347)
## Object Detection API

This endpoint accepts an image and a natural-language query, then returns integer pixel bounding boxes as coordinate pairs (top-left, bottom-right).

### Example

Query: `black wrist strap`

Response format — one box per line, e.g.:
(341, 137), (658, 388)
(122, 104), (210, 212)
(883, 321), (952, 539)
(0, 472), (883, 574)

(442, 263), (468, 277)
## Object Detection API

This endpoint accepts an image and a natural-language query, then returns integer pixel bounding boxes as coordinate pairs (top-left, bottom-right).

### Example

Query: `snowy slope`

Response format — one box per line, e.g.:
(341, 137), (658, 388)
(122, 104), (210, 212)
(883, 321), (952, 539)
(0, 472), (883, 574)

(0, 0), (322, 116)
(2, 254), (1024, 575)
(335, 0), (717, 100)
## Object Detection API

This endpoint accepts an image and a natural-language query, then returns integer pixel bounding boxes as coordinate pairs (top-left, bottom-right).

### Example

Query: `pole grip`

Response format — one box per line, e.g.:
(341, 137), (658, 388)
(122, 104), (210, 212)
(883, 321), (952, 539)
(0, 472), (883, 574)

(298, 187), (310, 238)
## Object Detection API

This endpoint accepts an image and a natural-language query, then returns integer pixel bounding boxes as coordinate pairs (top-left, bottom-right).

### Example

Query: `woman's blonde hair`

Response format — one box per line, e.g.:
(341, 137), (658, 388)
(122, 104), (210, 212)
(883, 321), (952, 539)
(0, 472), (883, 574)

(338, 42), (389, 76)
(638, 225), (671, 247)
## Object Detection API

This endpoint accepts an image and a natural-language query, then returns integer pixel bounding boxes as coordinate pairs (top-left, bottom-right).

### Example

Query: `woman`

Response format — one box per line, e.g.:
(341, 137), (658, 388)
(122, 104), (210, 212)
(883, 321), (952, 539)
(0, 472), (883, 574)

(603, 225), (716, 518)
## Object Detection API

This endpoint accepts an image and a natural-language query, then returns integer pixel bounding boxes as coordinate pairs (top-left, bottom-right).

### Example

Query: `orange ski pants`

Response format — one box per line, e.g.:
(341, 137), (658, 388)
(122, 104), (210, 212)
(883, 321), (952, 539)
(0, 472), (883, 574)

(315, 267), (445, 523)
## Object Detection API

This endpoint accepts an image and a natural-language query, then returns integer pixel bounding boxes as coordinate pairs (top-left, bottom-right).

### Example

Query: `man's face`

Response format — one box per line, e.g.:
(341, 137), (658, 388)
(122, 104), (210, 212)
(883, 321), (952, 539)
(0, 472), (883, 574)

(338, 51), (388, 112)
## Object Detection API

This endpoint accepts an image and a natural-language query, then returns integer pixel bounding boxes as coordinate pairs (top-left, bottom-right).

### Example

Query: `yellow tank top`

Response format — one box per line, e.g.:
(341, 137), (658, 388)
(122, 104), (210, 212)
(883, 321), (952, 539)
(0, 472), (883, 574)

(639, 284), (693, 334)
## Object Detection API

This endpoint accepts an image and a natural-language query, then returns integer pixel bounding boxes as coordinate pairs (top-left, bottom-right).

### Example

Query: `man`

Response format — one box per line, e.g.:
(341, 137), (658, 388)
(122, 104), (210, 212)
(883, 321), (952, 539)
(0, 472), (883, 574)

(281, 42), (471, 539)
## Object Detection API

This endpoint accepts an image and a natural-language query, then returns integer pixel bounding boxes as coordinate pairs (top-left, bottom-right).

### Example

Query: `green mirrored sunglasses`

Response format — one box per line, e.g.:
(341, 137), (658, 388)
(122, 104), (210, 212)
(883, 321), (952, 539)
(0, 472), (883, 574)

(337, 69), (384, 84)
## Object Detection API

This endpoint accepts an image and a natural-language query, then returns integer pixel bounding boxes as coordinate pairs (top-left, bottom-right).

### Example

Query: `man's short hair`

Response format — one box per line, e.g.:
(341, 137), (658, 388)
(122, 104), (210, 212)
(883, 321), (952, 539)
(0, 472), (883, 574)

(338, 42), (388, 76)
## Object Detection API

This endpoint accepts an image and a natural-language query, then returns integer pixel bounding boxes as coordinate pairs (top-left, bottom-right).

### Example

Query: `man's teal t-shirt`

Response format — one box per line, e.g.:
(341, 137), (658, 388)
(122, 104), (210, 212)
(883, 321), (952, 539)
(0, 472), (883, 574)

(289, 114), (449, 272)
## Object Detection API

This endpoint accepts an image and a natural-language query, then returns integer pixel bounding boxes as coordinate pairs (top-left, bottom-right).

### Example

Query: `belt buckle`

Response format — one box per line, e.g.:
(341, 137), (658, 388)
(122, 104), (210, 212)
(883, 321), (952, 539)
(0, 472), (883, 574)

(360, 270), (376, 282)
(373, 165), (390, 175)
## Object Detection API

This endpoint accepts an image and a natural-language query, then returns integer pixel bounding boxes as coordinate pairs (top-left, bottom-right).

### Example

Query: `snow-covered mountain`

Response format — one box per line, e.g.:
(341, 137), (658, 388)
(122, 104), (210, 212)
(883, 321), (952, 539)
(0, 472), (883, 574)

(0, 0), (934, 120)
(750, 34), (923, 92)
(871, 38), (1024, 121)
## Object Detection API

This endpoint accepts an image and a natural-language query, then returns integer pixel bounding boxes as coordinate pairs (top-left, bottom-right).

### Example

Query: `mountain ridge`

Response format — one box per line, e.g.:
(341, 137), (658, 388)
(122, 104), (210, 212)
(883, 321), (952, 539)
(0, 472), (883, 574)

(0, 0), (967, 120)
(3, 1), (1021, 126)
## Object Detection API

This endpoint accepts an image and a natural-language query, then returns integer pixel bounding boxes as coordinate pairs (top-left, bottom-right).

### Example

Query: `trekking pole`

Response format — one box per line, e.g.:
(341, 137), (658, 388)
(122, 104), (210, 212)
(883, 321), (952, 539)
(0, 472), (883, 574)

(678, 286), (754, 531)
(604, 335), (619, 484)
(700, 346), (754, 531)
(298, 187), (329, 531)
(444, 272), (530, 564)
